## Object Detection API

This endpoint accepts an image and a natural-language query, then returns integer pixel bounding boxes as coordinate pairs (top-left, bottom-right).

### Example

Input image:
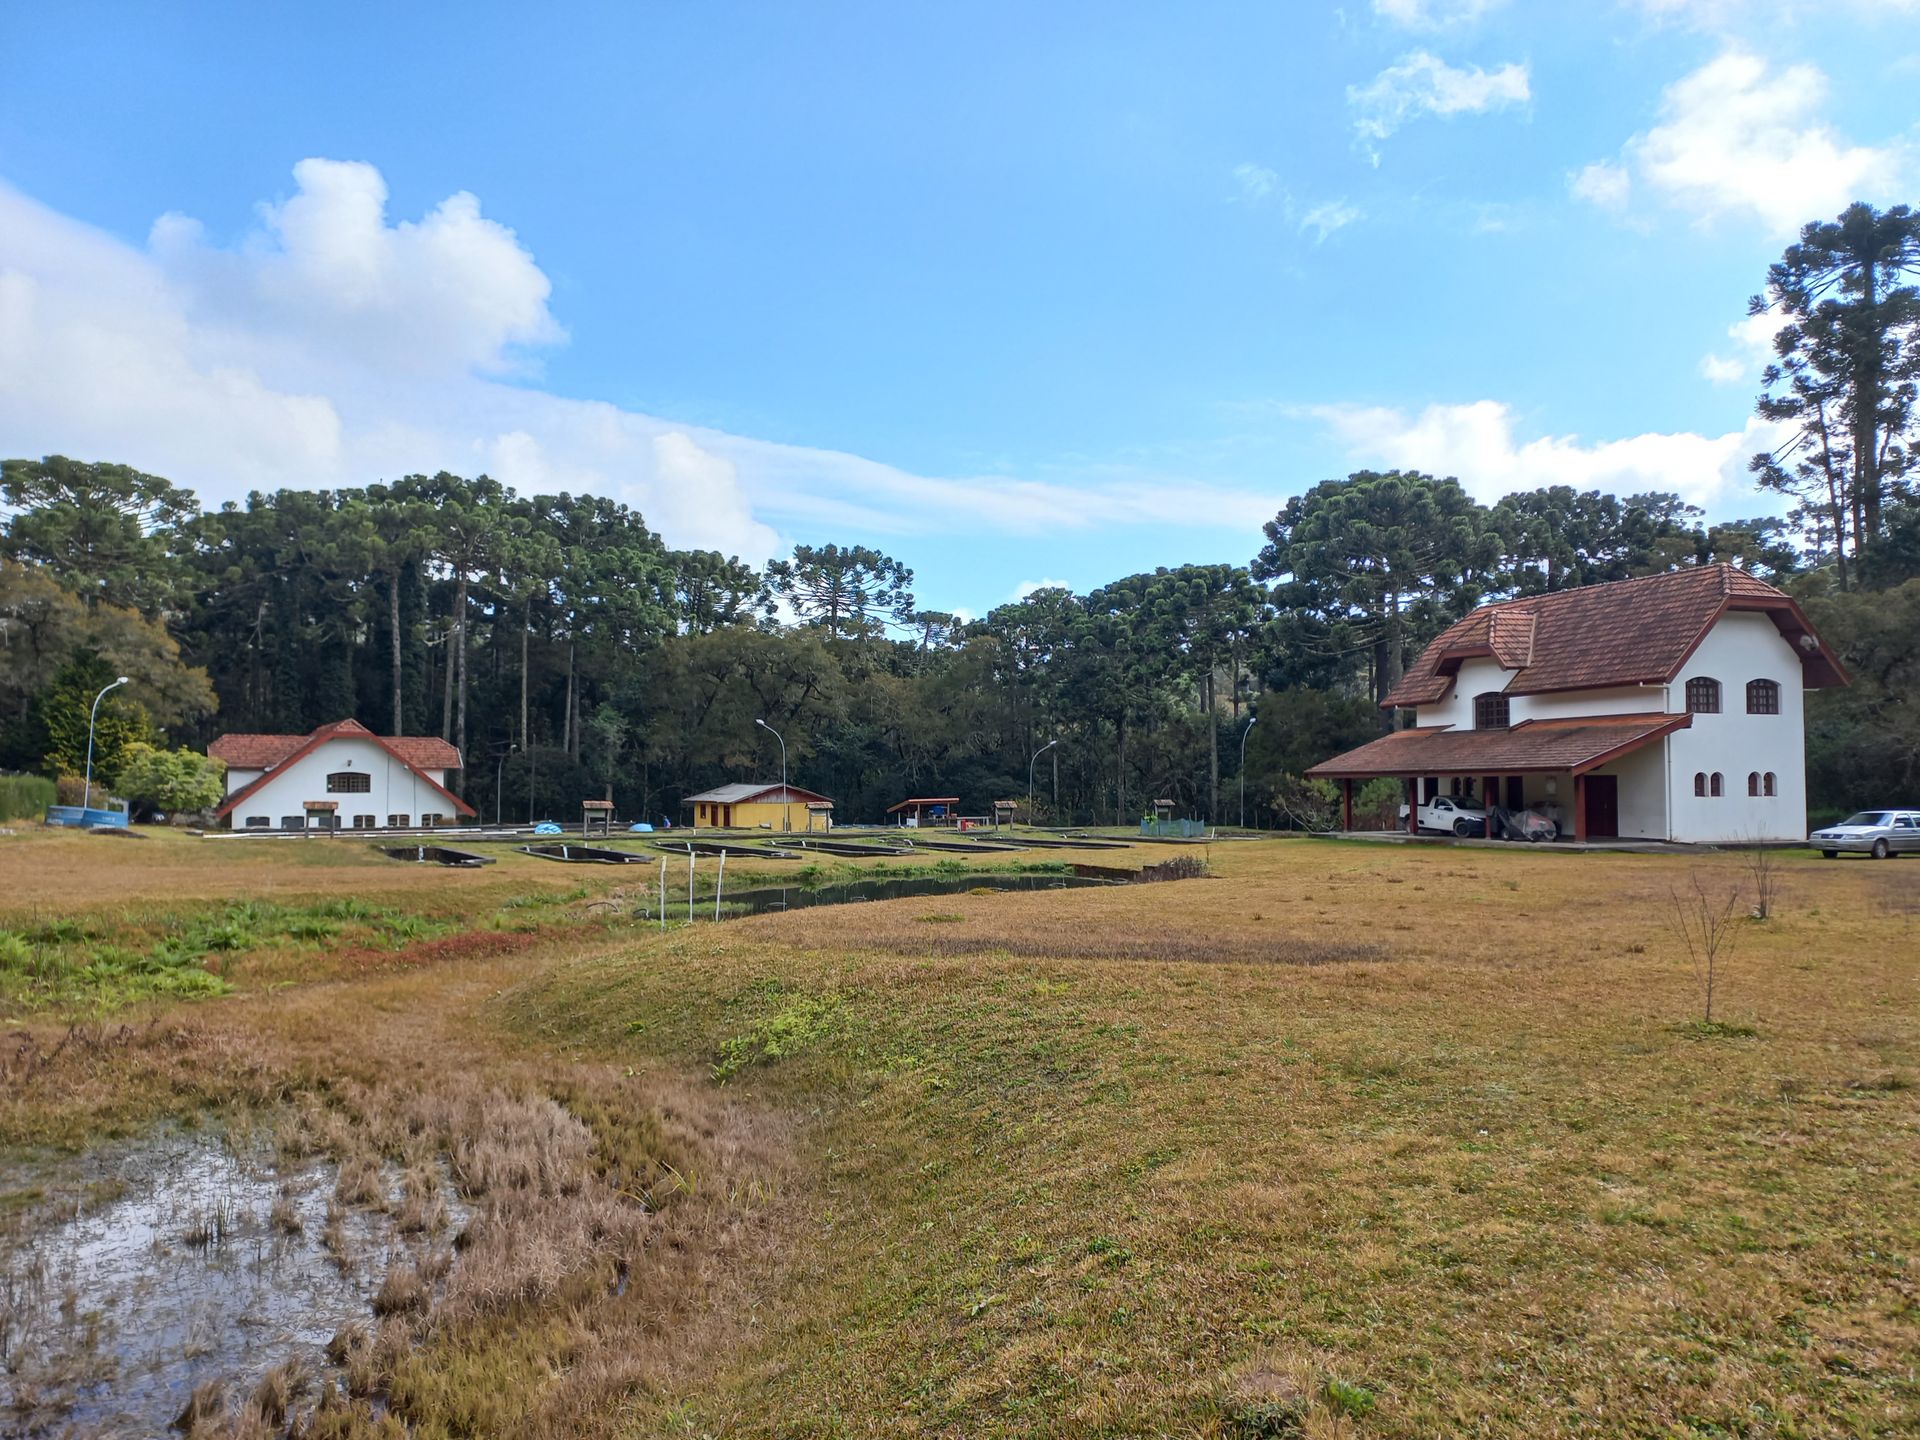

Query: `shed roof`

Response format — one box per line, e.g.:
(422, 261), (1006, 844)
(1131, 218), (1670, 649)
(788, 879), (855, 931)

(1383, 563), (1847, 708)
(685, 783), (834, 806)
(887, 796), (960, 813)
(1305, 712), (1692, 780)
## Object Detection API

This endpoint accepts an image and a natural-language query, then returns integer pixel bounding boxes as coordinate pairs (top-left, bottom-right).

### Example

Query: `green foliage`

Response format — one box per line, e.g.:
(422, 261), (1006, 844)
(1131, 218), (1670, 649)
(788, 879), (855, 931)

(113, 743), (226, 815)
(1323, 1378), (1377, 1418)
(713, 987), (844, 1082)
(0, 455), (197, 613)
(26, 649), (155, 780)
(0, 772), (56, 820)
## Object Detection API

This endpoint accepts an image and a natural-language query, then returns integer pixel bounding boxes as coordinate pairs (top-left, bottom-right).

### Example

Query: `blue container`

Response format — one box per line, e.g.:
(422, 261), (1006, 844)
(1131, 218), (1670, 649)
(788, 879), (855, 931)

(45, 805), (130, 829)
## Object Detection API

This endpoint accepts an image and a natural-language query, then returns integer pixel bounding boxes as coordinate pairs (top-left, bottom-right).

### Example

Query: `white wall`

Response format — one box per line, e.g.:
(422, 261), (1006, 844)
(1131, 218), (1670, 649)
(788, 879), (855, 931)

(1588, 739), (1668, 840)
(1664, 611), (1806, 843)
(228, 737), (459, 829)
(1414, 660), (1663, 730)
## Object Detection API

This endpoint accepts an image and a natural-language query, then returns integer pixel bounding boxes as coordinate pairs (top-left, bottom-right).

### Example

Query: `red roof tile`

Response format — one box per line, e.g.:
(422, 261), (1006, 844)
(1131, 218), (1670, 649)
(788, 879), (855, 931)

(211, 729), (462, 771)
(1305, 713), (1693, 779)
(1383, 564), (1846, 708)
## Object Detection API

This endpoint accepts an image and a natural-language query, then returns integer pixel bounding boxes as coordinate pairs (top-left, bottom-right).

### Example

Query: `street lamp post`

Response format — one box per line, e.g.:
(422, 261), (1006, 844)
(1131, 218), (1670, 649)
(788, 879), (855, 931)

(755, 718), (789, 832)
(1028, 738), (1057, 828)
(1238, 715), (1257, 830)
(495, 742), (518, 828)
(83, 676), (131, 813)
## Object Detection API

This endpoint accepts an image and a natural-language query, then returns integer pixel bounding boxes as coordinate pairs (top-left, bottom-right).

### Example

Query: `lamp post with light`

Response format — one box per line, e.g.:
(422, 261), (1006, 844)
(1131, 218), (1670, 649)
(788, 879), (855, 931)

(83, 676), (131, 813)
(1239, 715), (1257, 829)
(755, 718), (789, 832)
(1028, 738), (1057, 829)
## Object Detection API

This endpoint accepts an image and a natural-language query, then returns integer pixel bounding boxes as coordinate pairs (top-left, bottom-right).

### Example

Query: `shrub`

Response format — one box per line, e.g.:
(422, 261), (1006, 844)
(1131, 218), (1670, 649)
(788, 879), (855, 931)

(113, 743), (226, 816)
(0, 772), (56, 821)
(1324, 1378), (1377, 1417)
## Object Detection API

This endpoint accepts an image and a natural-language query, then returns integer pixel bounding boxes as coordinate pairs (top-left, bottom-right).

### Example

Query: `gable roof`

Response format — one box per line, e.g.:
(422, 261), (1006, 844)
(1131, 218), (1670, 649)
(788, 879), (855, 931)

(1383, 563), (1848, 709)
(213, 719), (476, 820)
(685, 782), (834, 806)
(210, 731), (462, 771)
(1306, 713), (1693, 779)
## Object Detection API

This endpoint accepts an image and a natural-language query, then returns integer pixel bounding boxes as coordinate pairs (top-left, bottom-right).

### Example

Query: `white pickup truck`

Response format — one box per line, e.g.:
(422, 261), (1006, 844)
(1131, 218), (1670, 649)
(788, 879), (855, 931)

(1396, 794), (1488, 836)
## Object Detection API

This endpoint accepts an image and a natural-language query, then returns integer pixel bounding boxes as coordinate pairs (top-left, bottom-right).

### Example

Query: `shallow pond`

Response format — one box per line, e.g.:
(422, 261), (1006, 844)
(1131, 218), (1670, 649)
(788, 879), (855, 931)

(1, 1128), (463, 1437)
(716, 871), (1113, 917)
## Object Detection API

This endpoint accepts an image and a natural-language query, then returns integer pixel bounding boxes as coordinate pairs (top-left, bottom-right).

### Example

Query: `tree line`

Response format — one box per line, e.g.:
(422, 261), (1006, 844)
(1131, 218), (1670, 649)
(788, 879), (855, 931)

(2, 202), (1915, 824)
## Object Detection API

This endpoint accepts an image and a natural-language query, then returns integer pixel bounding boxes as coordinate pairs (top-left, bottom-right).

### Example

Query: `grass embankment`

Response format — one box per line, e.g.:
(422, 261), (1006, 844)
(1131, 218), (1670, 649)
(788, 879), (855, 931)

(504, 841), (1920, 1438)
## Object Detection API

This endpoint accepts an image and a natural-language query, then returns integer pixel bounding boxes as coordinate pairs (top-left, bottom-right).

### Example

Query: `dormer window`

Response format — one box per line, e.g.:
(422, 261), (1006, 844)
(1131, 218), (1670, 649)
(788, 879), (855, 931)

(1685, 677), (1721, 714)
(1473, 692), (1511, 731)
(1746, 679), (1780, 715)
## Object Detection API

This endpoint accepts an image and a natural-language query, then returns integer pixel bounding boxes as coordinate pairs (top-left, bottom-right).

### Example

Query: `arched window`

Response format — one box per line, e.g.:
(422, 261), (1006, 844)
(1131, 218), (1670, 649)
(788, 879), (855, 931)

(1764, 772), (1777, 797)
(1746, 679), (1780, 715)
(1686, 677), (1722, 714)
(326, 770), (370, 794)
(1748, 771), (1760, 796)
(1474, 692), (1511, 730)
(1694, 772), (1707, 797)
(1710, 772), (1724, 797)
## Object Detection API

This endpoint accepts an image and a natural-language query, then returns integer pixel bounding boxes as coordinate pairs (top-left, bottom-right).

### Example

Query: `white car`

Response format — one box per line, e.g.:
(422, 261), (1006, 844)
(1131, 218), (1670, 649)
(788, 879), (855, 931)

(1396, 794), (1489, 837)
(1810, 810), (1920, 859)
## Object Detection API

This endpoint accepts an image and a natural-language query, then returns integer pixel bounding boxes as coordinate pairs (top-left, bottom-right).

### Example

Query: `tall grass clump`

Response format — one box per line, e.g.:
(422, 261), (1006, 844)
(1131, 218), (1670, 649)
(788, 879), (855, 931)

(0, 772), (56, 821)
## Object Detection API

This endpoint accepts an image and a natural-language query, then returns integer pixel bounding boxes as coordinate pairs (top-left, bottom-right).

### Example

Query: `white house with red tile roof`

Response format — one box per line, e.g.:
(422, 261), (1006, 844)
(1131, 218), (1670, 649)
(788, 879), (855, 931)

(1306, 564), (1848, 844)
(209, 719), (474, 830)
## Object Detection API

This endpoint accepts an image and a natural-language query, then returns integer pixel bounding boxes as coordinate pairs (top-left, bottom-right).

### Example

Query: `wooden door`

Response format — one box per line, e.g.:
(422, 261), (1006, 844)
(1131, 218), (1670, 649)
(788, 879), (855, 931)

(1586, 775), (1619, 838)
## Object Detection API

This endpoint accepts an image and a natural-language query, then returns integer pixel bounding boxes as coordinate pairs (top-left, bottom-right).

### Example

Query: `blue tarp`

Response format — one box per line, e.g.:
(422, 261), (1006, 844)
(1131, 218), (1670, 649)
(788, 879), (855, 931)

(45, 805), (129, 829)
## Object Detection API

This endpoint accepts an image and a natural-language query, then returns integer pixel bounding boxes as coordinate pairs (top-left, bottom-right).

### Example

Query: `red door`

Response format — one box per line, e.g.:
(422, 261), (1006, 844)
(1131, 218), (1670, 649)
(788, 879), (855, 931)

(1586, 775), (1619, 838)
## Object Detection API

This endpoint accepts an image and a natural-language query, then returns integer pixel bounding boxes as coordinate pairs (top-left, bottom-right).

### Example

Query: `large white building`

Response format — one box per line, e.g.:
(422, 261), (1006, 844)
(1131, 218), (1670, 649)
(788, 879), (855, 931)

(210, 719), (474, 830)
(1307, 564), (1848, 844)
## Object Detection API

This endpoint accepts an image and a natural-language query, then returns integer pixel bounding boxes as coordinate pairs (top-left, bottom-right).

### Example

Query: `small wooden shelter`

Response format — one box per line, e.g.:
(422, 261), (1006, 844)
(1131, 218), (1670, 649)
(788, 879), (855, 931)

(582, 798), (615, 837)
(886, 796), (960, 829)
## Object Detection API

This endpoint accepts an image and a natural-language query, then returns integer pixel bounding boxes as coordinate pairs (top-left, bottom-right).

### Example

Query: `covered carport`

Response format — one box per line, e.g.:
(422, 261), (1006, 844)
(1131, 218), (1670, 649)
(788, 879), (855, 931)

(1305, 713), (1693, 843)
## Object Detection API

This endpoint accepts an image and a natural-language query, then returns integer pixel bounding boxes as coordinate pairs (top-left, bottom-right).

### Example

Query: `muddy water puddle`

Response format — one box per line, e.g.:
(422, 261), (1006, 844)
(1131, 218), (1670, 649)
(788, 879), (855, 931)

(1, 1127), (465, 1437)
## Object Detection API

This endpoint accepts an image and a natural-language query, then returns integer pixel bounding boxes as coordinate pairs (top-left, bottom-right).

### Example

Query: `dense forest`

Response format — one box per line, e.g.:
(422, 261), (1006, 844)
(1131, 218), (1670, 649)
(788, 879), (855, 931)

(3, 203), (1916, 825)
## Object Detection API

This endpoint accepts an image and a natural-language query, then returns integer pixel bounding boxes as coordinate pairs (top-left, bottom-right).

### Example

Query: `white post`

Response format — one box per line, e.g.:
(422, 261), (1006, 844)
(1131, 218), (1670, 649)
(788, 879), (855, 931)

(687, 852), (696, 923)
(715, 849), (727, 920)
(658, 857), (666, 932)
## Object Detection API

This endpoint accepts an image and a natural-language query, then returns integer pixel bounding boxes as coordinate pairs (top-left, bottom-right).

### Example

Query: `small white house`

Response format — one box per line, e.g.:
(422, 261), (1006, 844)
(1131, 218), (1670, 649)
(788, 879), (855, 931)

(210, 719), (474, 830)
(1307, 564), (1848, 844)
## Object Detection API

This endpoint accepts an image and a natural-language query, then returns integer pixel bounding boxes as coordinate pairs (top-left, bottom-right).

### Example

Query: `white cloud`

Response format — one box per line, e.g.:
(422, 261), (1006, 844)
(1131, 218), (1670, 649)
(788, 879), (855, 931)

(1575, 51), (1905, 233)
(1309, 398), (1786, 511)
(1347, 51), (1531, 159)
(1231, 162), (1280, 203)
(1373, 0), (1506, 28)
(1011, 578), (1073, 602)
(1568, 160), (1630, 210)
(1699, 309), (1787, 385)
(0, 163), (1274, 565)
(1301, 200), (1363, 242)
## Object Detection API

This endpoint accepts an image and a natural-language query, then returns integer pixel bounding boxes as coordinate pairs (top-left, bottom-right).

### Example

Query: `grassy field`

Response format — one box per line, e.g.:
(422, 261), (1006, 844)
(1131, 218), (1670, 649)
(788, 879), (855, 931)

(3, 829), (1917, 1437)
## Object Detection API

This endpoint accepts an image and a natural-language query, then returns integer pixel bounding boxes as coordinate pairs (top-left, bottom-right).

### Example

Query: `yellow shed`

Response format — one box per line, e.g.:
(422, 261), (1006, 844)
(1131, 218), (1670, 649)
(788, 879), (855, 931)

(685, 782), (834, 832)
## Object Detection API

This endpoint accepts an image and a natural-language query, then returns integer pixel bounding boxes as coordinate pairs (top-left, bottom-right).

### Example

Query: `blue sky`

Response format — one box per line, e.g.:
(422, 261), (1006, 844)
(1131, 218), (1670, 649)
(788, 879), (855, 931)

(2, 0), (1916, 618)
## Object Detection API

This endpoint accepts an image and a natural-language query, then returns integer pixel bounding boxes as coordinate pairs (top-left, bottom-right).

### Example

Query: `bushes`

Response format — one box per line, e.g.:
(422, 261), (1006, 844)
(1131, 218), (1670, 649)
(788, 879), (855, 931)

(0, 772), (56, 820)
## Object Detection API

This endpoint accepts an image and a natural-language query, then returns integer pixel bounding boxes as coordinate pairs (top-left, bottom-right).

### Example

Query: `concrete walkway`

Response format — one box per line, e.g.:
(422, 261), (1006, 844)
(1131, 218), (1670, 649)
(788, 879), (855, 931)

(1327, 829), (1700, 854)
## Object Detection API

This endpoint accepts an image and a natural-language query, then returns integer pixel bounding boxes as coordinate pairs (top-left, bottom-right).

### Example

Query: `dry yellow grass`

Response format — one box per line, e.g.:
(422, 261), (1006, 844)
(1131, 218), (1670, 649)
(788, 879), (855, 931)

(5, 830), (1917, 1436)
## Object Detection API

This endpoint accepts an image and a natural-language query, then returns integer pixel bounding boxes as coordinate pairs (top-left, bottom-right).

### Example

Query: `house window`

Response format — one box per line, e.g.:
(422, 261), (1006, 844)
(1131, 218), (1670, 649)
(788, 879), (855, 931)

(388, 813), (410, 828)
(1473, 692), (1511, 730)
(1748, 771), (1760, 796)
(1694, 772), (1707, 797)
(352, 814), (375, 829)
(1764, 771), (1777, 797)
(421, 813), (443, 829)
(1710, 772), (1724, 797)
(1686, 677), (1721, 714)
(281, 815), (305, 830)
(327, 770), (370, 793)
(244, 816), (270, 829)
(1746, 679), (1780, 715)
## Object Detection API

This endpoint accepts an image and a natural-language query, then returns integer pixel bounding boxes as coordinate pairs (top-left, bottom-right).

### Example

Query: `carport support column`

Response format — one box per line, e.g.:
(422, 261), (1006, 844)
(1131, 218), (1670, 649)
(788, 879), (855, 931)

(1572, 773), (1588, 844)
(1341, 779), (1353, 833)
(1405, 778), (1418, 835)
(1484, 775), (1497, 838)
